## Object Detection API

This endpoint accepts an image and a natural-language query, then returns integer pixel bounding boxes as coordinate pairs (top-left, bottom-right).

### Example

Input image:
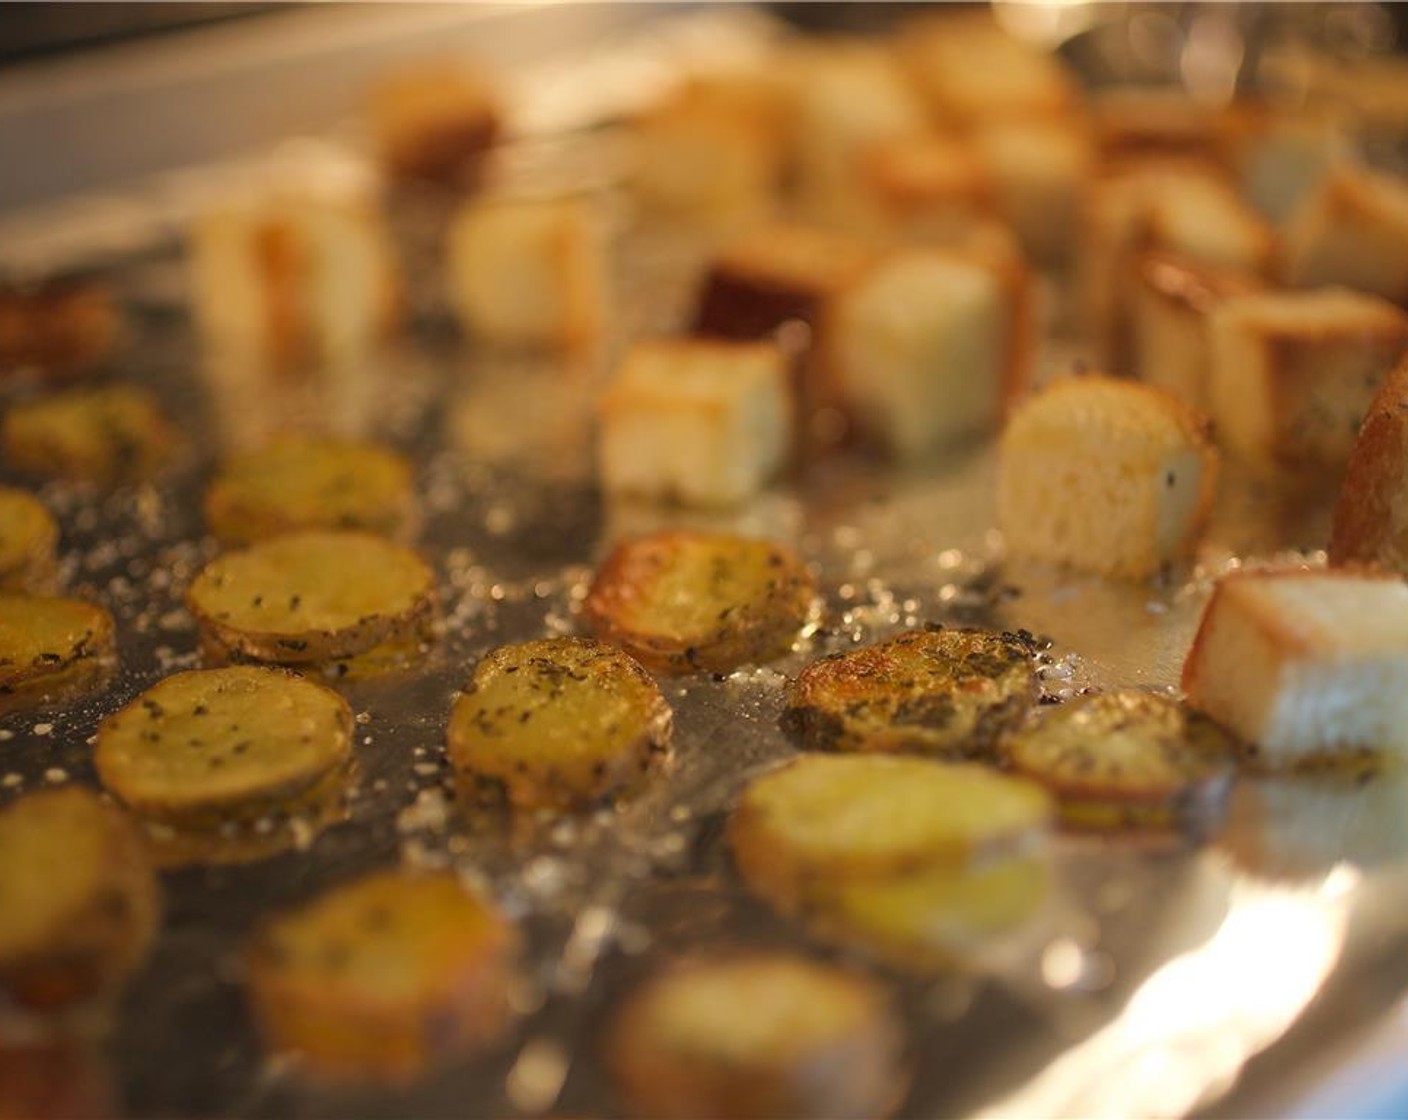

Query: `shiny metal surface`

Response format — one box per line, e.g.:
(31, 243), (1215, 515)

(2, 6), (1408, 1119)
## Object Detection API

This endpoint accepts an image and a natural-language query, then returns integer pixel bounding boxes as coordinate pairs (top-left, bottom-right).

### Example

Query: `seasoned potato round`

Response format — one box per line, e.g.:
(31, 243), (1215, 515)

(0, 488), (57, 592)
(96, 667), (353, 821)
(187, 530), (435, 667)
(2, 385), (177, 484)
(817, 857), (1050, 973)
(203, 435), (418, 546)
(0, 593), (115, 715)
(583, 531), (815, 674)
(783, 628), (1039, 759)
(606, 953), (906, 1120)
(246, 870), (518, 1082)
(1002, 689), (1236, 831)
(0, 787), (159, 1009)
(729, 754), (1052, 914)
(447, 637), (672, 810)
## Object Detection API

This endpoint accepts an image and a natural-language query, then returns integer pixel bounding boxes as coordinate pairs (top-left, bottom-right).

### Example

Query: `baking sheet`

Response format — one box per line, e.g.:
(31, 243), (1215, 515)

(3, 6), (1408, 1119)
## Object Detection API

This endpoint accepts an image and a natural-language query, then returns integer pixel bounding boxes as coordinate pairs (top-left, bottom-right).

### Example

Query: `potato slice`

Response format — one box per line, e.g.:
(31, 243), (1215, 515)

(815, 857), (1050, 973)
(203, 435), (418, 546)
(583, 531), (815, 674)
(1002, 689), (1236, 831)
(0, 593), (115, 715)
(447, 636), (671, 811)
(246, 870), (518, 1082)
(2, 385), (177, 484)
(0, 487), (58, 591)
(96, 667), (353, 822)
(187, 530), (435, 667)
(0, 786), (159, 1009)
(783, 627), (1039, 758)
(136, 762), (350, 869)
(729, 754), (1052, 915)
(606, 953), (907, 1120)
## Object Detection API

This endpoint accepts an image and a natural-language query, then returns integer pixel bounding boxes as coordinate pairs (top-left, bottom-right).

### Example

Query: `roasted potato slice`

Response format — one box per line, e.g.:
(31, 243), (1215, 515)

(187, 530), (435, 667)
(203, 434), (418, 546)
(447, 637), (671, 811)
(606, 953), (907, 1120)
(583, 531), (815, 674)
(729, 754), (1052, 915)
(815, 857), (1050, 973)
(1002, 689), (1236, 831)
(2, 385), (177, 484)
(783, 627), (1039, 759)
(246, 870), (518, 1082)
(96, 666), (353, 822)
(0, 786), (159, 1009)
(0, 593), (115, 715)
(0, 487), (58, 591)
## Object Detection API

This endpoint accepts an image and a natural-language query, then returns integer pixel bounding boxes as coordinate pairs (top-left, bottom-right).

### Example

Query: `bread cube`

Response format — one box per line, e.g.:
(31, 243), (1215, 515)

(821, 247), (1033, 459)
(598, 339), (792, 507)
(368, 62), (500, 188)
(190, 187), (400, 372)
(898, 11), (1077, 127)
(972, 117), (1093, 266)
(693, 223), (880, 341)
(1080, 160), (1275, 371)
(1183, 569), (1408, 765)
(1208, 288), (1408, 471)
(1222, 103), (1348, 223)
(998, 375), (1219, 579)
(447, 195), (608, 350)
(779, 41), (929, 227)
(1329, 357), (1408, 573)
(1130, 251), (1266, 412)
(1092, 90), (1223, 165)
(852, 131), (998, 242)
(1282, 164), (1408, 306)
(629, 78), (785, 226)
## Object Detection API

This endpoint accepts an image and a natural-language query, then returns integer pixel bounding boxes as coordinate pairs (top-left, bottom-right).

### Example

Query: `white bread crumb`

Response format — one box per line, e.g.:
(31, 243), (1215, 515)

(447, 195), (608, 350)
(998, 375), (1219, 579)
(598, 339), (792, 508)
(1183, 568), (1408, 765)
(1208, 287), (1408, 471)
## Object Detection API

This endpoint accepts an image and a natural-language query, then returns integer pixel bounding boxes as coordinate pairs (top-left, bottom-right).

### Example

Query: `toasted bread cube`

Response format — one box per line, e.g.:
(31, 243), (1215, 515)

(190, 186), (399, 372)
(693, 223), (881, 341)
(1282, 164), (1408, 306)
(0, 280), (121, 381)
(898, 10), (1077, 127)
(998, 376), (1219, 579)
(599, 339), (793, 508)
(972, 118), (1093, 266)
(368, 62), (500, 188)
(1222, 103), (1348, 223)
(1208, 288), (1408, 471)
(630, 81), (784, 227)
(779, 41), (929, 226)
(1183, 569), (1408, 765)
(1081, 161), (1276, 371)
(1092, 90), (1224, 165)
(1130, 251), (1267, 412)
(851, 131), (998, 242)
(1329, 357), (1408, 573)
(447, 195), (608, 350)
(821, 247), (1033, 458)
